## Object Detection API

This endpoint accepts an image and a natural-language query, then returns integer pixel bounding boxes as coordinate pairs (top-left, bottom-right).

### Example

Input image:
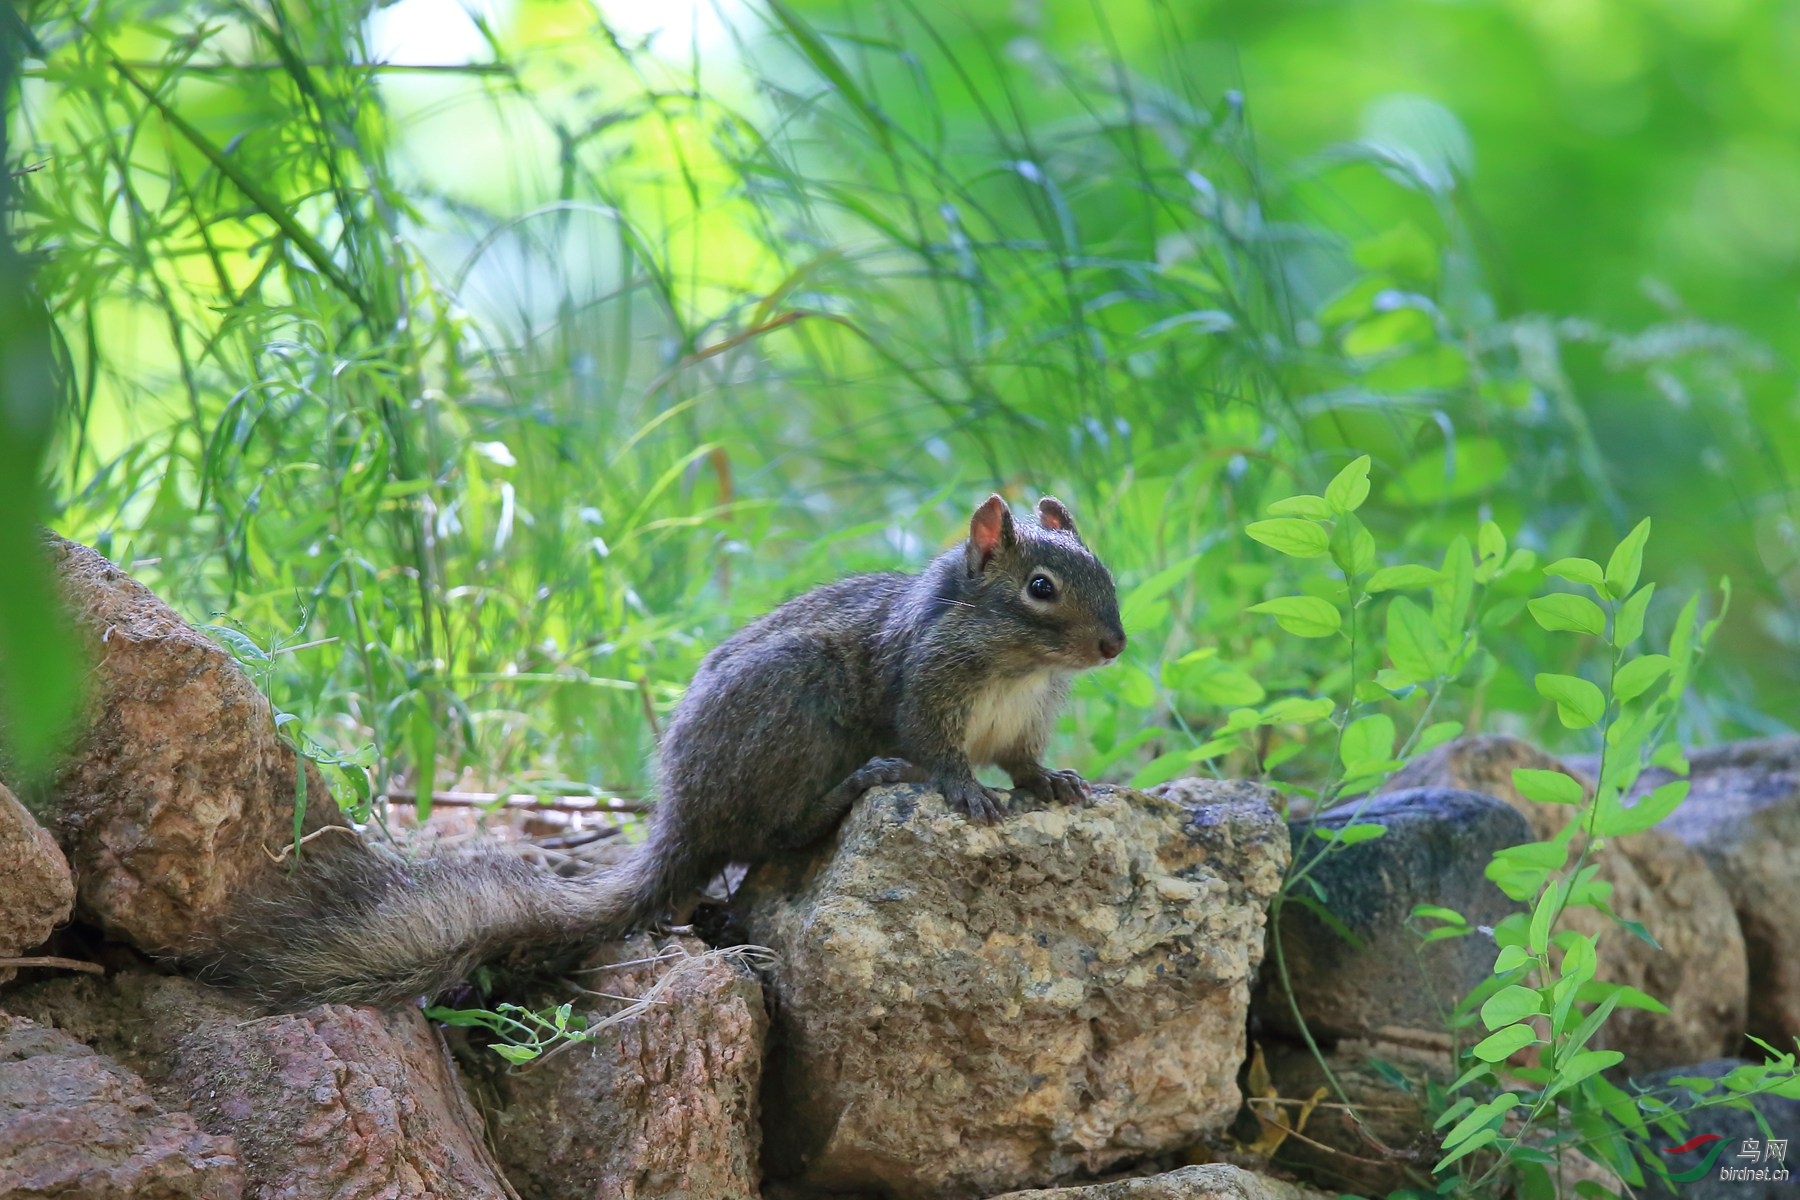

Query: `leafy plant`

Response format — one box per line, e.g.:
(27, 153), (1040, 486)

(1233, 471), (1798, 1197)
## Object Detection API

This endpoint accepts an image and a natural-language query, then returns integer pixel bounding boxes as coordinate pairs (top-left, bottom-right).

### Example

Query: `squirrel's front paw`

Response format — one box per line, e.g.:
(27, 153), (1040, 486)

(938, 776), (1009, 825)
(1023, 767), (1090, 806)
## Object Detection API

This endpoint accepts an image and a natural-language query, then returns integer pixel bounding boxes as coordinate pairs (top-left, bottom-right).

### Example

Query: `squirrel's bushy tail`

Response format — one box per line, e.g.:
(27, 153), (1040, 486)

(201, 832), (697, 1006)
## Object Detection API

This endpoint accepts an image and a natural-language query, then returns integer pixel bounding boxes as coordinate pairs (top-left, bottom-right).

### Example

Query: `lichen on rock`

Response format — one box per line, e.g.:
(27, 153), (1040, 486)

(468, 934), (768, 1200)
(740, 779), (1289, 1200)
(0, 1011), (244, 1199)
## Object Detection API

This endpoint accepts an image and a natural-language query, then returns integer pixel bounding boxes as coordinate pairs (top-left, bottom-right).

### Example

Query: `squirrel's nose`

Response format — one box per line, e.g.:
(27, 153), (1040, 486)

(1098, 633), (1126, 661)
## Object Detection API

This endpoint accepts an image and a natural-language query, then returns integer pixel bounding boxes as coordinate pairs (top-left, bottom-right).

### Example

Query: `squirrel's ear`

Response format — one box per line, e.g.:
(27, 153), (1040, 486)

(1036, 497), (1079, 539)
(967, 493), (1016, 572)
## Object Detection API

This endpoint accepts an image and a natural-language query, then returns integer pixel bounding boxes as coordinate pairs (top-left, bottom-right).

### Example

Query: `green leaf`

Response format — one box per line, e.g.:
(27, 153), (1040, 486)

(1529, 880), (1564, 955)
(1535, 673), (1605, 729)
(1433, 1096), (1476, 1130)
(1599, 779), (1689, 836)
(1432, 1127), (1498, 1174)
(1614, 584), (1655, 647)
(1184, 737), (1241, 762)
(1557, 1049), (1624, 1088)
(1246, 519), (1329, 558)
(1130, 750), (1193, 790)
(1412, 904), (1467, 925)
(1317, 821), (1388, 847)
(1341, 713), (1396, 771)
(1544, 558), (1606, 591)
(492, 1044), (542, 1064)
(1387, 595), (1447, 683)
(1266, 494), (1334, 519)
(1605, 518), (1652, 598)
(1511, 768), (1584, 806)
(1440, 1091), (1520, 1151)
(1389, 437), (1509, 505)
(1366, 564), (1445, 593)
(1325, 454), (1373, 513)
(1115, 665), (1157, 708)
(1559, 989), (1624, 1063)
(1260, 696), (1336, 725)
(1477, 520), (1507, 563)
(1187, 664), (1266, 707)
(1493, 944), (1534, 973)
(1247, 595), (1343, 638)
(1559, 933), (1597, 985)
(1528, 593), (1607, 637)
(1120, 556), (1200, 629)
(1613, 654), (1672, 703)
(1472, 1024), (1537, 1062)
(1574, 981), (1669, 1013)
(1415, 720), (1464, 754)
(1330, 512), (1377, 576)
(1481, 985), (1544, 1031)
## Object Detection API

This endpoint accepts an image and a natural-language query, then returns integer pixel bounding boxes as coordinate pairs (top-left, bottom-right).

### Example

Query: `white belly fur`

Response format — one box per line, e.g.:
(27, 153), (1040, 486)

(962, 670), (1065, 765)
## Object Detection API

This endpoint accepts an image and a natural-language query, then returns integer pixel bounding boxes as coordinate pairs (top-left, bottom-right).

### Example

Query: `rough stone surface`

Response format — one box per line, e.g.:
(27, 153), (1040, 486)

(986, 1163), (1333, 1200)
(1641, 737), (1800, 1043)
(1634, 1058), (1800, 1199)
(467, 934), (766, 1200)
(0, 1011), (244, 1199)
(0, 779), (76, 986)
(1386, 736), (1747, 1070)
(1260, 788), (1529, 1044)
(738, 781), (1289, 1200)
(43, 534), (352, 957)
(10, 973), (515, 1200)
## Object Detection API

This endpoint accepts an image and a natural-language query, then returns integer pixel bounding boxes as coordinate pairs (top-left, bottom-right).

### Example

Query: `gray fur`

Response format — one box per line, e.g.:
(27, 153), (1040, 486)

(208, 496), (1124, 1005)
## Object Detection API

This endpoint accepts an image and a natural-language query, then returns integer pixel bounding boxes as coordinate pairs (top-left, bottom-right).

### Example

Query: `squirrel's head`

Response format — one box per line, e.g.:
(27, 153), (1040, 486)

(963, 494), (1126, 670)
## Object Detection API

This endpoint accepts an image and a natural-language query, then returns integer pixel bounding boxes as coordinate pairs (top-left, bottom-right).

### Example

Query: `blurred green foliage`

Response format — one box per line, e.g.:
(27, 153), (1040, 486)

(1, 0), (1791, 808)
(0, 8), (81, 783)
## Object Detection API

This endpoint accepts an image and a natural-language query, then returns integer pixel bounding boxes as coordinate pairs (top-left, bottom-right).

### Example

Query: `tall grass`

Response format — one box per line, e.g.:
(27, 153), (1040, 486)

(8, 0), (1791, 811)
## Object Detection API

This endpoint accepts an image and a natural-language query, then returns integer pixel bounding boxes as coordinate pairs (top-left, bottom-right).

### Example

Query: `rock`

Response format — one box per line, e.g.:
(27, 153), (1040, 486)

(0, 1011), (243, 1199)
(0, 779), (75, 986)
(984, 1162), (1333, 1199)
(467, 934), (766, 1200)
(1260, 788), (1528, 1045)
(41, 535), (354, 957)
(9, 973), (515, 1200)
(1642, 737), (1800, 1042)
(1633, 1058), (1800, 1199)
(737, 781), (1288, 1200)
(1386, 736), (1746, 1070)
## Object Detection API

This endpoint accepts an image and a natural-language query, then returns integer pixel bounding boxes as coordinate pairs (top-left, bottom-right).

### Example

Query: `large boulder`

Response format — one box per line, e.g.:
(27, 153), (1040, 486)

(0, 780), (76, 986)
(41, 535), (353, 958)
(468, 934), (767, 1200)
(10, 973), (515, 1200)
(738, 780), (1288, 1200)
(1643, 737), (1800, 1042)
(0, 1012), (243, 1199)
(985, 1163), (1333, 1200)
(1260, 788), (1529, 1045)
(1387, 736), (1747, 1070)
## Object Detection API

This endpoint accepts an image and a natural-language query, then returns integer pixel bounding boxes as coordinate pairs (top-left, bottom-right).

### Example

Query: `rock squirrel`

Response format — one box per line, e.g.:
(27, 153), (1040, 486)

(207, 495), (1126, 1005)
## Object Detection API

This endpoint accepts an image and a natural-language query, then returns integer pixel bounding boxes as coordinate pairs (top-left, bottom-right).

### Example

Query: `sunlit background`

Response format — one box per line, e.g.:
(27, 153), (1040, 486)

(10, 0), (1797, 806)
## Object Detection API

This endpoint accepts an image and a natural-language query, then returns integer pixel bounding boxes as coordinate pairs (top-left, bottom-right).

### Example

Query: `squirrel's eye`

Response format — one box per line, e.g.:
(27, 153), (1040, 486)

(1027, 574), (1057, 601)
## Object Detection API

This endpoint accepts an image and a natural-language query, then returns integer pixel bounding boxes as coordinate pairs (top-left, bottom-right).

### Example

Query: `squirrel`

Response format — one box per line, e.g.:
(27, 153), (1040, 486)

(207, 495), (1125, 1006)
